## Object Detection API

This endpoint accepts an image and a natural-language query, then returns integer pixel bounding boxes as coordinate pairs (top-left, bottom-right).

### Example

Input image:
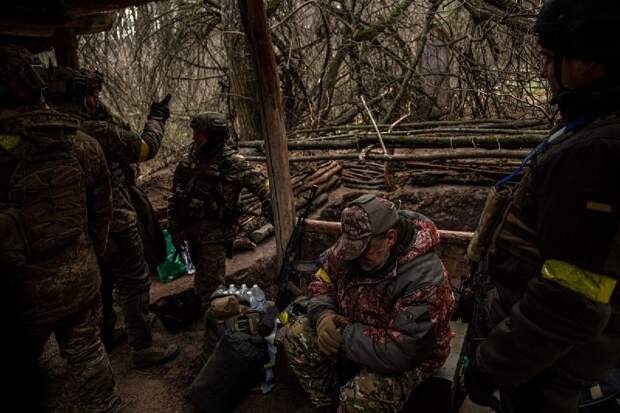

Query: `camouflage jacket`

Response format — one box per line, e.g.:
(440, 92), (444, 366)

(0, 106), (112, 325)
(168, 145), (270, 243)
(308, 211), (454, 375)
(80, 115), (164, 233)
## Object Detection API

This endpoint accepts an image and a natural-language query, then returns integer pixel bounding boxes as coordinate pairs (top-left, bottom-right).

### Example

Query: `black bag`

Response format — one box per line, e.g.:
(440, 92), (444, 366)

(149, 289), (202, 333)
(190, 331), (268, 413)
(129, 183), (166, 272)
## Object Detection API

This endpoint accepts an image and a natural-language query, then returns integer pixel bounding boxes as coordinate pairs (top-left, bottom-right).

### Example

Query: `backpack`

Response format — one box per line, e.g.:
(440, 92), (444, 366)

(7, 137), (87, 258)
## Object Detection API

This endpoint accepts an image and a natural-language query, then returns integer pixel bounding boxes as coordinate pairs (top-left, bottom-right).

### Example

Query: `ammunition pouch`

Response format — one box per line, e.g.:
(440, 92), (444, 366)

(208, 295), (261, 335)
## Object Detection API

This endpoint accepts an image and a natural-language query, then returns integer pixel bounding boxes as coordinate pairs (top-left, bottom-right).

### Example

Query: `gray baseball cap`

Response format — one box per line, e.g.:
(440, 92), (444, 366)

(332, 195), (399, 261)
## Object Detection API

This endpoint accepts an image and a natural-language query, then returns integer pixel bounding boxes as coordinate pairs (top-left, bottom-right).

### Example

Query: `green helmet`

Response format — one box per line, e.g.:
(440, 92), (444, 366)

(534, 0), (620, 66)
(190, 112), (228, 139)
(46, 66), (103, 104)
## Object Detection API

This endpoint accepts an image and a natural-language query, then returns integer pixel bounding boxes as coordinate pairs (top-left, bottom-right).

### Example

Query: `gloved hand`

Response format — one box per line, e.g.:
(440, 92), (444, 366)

(465, 361), (502, 412)
(148, 93), (172, 122)
(171, 230), (187, 253)
(261, 199), (273, 223)
(316, 310), (349, 357)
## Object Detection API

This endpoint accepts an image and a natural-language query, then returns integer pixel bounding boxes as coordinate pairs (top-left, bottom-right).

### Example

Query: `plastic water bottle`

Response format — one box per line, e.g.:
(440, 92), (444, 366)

(244, 290), (254, 307)
(180, 241), (196, 275)
(238, 283), (249, 297)
(250, 284), (267, 312)
(226, 284), (238, 295)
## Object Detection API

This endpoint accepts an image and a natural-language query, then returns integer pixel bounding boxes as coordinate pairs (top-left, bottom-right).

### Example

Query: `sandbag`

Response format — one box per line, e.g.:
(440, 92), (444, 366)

(190, 331), (268, 413)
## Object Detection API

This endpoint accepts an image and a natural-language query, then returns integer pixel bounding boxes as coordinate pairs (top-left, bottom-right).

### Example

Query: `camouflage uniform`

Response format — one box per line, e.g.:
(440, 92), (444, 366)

(168, 113), (270, 305)
(286, 316), (430, 412)
(48, 66), (173, 357)
(0, 46), (120, 412)
(284, 197), (454, 412)
(80, 108), (166, 351)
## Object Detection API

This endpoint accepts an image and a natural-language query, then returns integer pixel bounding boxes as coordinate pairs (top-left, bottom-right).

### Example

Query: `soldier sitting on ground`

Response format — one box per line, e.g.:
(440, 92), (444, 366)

(0, 45), (121, 412)
(167, 112), (272, 309)
(284, 195), (454, 413)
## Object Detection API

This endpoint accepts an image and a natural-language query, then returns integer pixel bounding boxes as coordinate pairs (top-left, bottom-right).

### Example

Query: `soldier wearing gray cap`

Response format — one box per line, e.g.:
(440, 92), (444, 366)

(284, 195), (454, 413)
(168, 112), (271, 308)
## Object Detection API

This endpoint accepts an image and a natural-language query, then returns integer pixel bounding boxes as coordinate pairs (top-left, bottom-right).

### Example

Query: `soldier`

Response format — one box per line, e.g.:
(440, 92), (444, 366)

(168, 112), (271, 307)
(0, 46), (121, 411)
(284, 195), (454, 413)
(464, 1), (620, 412)
(47, 67), (179, 368)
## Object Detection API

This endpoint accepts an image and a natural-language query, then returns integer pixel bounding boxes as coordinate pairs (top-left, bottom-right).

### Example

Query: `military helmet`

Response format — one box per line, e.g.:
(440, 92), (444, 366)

(46, 66), (102, 104)
(190, 112), (228, 138)
(0, 45), (46, 99)
(534, 0), (620, 65)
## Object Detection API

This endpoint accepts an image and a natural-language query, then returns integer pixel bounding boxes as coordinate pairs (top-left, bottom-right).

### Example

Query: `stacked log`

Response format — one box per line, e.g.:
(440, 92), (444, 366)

(237, 161), (342, 236)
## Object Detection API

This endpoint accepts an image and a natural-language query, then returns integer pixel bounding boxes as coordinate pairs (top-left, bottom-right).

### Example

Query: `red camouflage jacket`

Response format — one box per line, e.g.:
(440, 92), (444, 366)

(308, 211), (454, 375)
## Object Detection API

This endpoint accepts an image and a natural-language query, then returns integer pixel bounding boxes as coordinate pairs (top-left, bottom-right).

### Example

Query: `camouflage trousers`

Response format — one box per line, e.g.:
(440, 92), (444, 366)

(29, 296), (121, 412)
(189, 241), (227, 306)
(102, 225), (152, 350)
(284, 316), (430, 413)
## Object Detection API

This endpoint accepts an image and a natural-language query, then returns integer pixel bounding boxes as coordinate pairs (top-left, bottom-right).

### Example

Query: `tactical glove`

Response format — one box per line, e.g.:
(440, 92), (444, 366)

(148, 93), (172, 122)
(464, 361), (503, 412)
(316, 310), (349, 356)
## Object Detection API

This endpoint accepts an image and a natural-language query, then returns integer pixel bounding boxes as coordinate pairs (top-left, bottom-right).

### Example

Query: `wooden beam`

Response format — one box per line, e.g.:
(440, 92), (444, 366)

(53, 28), (79, 68)
(302, 219), (473, 243)
(238, 0), (295, 270)
(0, 13), (116, 38)
(61, 0), (157, 17)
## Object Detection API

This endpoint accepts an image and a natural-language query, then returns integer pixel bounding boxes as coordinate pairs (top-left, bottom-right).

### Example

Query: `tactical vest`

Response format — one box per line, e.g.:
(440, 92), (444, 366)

(469, 114), (620, 290)
(0, 110), (87, 260)
(468, 123), (574, 291)
(180, 153), (242, 223)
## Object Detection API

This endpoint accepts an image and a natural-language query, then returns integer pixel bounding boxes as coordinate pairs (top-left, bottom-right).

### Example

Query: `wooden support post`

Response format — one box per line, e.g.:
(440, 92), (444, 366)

(52, 28), (79, 68)
(238, 0), (295, 270)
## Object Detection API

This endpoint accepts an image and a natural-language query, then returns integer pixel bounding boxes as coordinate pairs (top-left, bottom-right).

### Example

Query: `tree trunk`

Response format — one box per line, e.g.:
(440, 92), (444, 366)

(222, 0), (263, 142)
(238, 0), (295, 271)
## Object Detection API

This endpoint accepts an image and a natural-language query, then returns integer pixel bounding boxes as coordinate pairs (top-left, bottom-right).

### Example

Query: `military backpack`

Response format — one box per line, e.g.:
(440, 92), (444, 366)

(0, 110), (87, 259)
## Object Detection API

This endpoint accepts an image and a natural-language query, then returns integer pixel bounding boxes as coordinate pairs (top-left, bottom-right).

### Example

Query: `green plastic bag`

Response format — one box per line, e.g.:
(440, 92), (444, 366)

(157, 229), (187, 283)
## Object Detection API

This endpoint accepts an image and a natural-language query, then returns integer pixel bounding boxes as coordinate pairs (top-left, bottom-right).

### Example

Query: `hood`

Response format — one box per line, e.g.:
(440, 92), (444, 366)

(397, 212), (441, 266)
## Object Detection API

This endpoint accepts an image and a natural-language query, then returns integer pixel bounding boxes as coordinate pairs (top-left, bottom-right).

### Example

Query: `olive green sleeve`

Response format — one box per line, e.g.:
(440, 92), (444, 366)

(80, 119), (164, 165)
(73, 132), (113, 256)
(229, 153), (270, 203)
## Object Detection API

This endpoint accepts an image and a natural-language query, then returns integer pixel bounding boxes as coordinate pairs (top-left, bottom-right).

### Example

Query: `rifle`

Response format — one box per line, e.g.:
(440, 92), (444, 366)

(275, 185), (319, 311)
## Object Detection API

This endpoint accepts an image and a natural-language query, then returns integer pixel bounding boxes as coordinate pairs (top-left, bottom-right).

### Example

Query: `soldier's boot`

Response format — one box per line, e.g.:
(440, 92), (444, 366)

(131, 343), (180, 369)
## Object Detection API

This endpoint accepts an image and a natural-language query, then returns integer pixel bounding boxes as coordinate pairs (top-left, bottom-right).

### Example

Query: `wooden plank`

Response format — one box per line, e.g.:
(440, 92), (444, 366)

(302, 219), (473, 243)
(238, 0), (295, 270)
(0, 13), (116, 37)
